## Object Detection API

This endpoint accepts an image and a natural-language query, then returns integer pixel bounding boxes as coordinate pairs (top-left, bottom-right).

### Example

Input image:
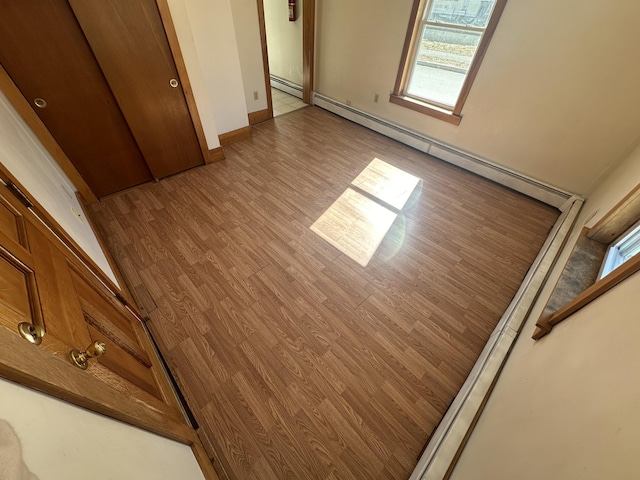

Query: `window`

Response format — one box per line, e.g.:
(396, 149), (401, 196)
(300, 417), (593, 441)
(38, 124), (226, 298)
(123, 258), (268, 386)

(391, 0), (508, 124)
(599, 220), (640, 279)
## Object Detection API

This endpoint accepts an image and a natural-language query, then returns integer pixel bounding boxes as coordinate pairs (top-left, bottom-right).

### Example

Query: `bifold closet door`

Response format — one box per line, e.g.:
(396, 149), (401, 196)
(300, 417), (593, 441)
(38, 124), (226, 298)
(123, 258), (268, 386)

(0, 0), (153, 198)
(67, 0), (204, 179)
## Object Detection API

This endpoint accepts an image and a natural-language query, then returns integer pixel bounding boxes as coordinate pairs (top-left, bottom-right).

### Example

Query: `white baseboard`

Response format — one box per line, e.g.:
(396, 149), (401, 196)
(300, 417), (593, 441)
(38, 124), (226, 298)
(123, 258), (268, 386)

(270, 76), (303, 100)
(313, 93), (576, 210)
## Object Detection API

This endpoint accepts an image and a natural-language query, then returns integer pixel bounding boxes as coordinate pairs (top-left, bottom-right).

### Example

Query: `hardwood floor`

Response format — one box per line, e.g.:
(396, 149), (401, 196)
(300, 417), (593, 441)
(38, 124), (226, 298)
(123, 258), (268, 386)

(91, 107), (559, 480)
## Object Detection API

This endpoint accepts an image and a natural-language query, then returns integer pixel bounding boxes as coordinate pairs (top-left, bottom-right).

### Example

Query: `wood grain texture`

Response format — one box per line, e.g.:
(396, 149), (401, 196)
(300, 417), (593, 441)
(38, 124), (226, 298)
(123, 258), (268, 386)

(0, 66), (98, 204)
(68, 0), (203, 179)
(255, 0), (274, 120)
(389, 95), (462, 125)
(91, 107), (558, 480)
(0, 2), (152, 197)
(76, 192), (136, 306)
(0, 323), (196, 444)
(533, 248), (640, 340)
(302, 0), (316, 104)
(0, 163), (128, 311)
(588, 182), (640, 243)
(155, 0), (215, 165)
(0, 178), (191, 442)
(219, 126), (253, 147)
(248, 109), (272, 125)
(204, 147), (226, 164)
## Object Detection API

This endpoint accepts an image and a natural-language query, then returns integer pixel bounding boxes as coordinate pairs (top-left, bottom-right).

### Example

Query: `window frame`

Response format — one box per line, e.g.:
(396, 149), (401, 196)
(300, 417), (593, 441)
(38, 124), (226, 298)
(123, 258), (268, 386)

(390, 0), (509, 125)
(599, 219), (640, 279)
(533, 183), (640, 339)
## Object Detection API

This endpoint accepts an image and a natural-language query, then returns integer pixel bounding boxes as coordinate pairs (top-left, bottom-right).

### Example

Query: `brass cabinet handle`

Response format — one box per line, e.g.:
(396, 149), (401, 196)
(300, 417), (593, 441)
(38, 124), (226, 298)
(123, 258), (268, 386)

(69, 341), (106, 370)
(18, 322), (45, 345)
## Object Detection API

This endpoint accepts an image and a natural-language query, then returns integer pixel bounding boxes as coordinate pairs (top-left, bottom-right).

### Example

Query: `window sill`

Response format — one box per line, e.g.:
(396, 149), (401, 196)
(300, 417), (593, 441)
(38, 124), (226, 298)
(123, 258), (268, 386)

(389, 94), (462, 126)
(533, 238), (640, 339)
(534, 184), (640, 340)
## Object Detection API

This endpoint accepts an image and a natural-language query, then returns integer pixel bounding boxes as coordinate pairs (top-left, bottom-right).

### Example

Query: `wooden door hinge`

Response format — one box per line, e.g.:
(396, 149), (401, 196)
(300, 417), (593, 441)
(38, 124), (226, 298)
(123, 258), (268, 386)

(6, 182), (34, 208)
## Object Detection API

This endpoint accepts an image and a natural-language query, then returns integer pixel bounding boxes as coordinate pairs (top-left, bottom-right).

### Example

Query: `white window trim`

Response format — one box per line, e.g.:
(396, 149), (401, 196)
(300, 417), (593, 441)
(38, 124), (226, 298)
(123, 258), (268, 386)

(599, 220), (640, 279)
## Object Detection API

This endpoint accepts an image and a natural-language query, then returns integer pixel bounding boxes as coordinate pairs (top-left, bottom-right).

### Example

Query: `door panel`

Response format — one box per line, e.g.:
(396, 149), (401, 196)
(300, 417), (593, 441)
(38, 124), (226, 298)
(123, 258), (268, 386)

(69, 267), (163, 400)
(0, 253), (40, 329)
(0, 181), (185, 430)
(0, 0), (153, 197)
(0, 200), (21, 243)
(68, 0), (204, 179)
(87, 324), (162, 399)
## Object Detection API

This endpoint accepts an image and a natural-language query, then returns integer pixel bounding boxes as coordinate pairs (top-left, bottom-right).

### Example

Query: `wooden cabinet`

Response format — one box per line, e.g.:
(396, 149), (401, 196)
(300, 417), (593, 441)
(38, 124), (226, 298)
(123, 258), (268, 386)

(0, 0), (203, 198)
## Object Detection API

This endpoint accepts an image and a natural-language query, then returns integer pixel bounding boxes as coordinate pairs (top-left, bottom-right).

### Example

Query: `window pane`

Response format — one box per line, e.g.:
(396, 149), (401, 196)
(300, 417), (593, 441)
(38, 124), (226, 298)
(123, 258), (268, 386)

(406, 25), (481, 107)
(426, 0), (496, 28)
(619, 225), (640, 261)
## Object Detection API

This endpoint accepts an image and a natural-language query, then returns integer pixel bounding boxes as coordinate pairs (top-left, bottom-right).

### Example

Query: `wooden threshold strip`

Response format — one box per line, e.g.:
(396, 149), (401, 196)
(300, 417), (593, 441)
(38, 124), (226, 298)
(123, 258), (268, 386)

(533, 251), (640, 339)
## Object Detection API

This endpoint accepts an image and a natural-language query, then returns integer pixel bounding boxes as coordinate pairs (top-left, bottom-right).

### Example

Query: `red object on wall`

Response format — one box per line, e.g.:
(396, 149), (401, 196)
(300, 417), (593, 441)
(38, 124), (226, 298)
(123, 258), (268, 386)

(288, 0), (296, 21)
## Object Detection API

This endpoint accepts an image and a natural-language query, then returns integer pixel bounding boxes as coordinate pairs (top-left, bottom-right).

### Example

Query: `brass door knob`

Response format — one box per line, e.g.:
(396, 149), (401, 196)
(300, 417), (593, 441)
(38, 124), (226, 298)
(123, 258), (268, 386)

(18, 322), (45, 345)
(69, 341), (106, 370)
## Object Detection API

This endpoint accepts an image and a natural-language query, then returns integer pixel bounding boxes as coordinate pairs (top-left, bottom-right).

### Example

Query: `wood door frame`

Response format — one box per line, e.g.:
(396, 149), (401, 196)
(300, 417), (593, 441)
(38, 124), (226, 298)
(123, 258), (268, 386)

(0, 65), (99, 204)
(151, 0), (224, 165)
(302, 0), (315, 104)
(0, 0), (221, 207)
(0, 166), (220, 479)
(257, 0), (316, 107)
(255, 0), (274, 121)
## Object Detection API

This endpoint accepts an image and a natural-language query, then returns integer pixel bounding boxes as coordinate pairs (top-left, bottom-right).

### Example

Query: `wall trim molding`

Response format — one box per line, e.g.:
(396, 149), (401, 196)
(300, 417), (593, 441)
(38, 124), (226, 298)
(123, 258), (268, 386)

(218, 126), (252, 147)
(156, 0), (211, 168)
(204, 147), (225, 163)
(270, 76), (303, 100)
(409, 198), (583, 480)
(255, 0), (275, 121)
(313, 93), (576, 209)
(248, 108), (271, 125)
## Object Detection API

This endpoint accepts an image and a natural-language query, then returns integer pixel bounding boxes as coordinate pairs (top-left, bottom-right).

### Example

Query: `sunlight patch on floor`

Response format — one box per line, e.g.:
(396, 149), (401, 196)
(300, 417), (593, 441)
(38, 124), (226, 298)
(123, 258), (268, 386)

(310, 188), (397, 267)
(311, 158), (421, 266)
(351, 157), (421, 210)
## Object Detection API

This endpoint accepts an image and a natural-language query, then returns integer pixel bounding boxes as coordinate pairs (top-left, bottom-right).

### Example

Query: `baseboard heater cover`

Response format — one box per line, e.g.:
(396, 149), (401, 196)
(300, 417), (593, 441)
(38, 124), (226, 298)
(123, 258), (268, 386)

(408, 197), (583, 480)
(270, 76), (303, 100)
(312, 93), (576, 210)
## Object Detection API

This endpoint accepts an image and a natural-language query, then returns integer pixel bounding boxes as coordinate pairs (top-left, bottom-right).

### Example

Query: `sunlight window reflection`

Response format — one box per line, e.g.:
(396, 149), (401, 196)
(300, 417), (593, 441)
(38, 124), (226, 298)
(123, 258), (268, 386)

(310, 158), (421, 266)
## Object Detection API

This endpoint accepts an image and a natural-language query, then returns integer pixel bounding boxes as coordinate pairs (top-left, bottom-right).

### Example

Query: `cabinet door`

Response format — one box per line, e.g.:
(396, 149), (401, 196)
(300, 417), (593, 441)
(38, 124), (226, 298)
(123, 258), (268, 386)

(0, 179), (188, 437)
(0, 0), (153, 198)
(68, 0), (204, 179)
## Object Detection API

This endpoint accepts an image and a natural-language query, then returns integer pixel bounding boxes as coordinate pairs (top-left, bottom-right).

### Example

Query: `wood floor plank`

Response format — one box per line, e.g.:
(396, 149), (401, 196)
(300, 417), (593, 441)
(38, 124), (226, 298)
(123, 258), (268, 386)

(92, 107), (559, 480)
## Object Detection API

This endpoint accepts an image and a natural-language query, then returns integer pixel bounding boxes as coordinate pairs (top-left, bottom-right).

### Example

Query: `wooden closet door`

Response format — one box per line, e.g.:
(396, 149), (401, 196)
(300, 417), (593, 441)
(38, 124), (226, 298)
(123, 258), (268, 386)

(0, 1), (153, 198)
(68, 0), (204, 179)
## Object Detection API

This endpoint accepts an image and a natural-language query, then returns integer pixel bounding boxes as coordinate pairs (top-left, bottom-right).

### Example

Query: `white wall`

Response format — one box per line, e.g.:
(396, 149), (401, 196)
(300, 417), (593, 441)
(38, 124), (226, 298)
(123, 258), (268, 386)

(0, 378), (204, 480)
(264, 0), (304, 86)
(315, 0), (640, 195)
(0, 90), (117, 285)
(167, 0), (249, 136)
(448, 147), (640, 479)
(230, 0), (269, 114)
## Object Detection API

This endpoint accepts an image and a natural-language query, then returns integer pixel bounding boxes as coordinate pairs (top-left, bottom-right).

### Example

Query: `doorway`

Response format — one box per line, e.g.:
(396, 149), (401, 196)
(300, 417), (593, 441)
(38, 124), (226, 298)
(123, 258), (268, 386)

(257, 0), (315, 117)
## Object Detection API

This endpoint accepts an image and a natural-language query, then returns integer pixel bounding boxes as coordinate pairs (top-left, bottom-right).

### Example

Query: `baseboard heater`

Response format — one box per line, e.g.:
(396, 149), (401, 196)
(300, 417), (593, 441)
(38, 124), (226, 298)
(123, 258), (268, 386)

(312, 93), (575, 210)
(270, 76), (303, 100)
(310, 92), (584, 479)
